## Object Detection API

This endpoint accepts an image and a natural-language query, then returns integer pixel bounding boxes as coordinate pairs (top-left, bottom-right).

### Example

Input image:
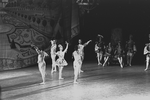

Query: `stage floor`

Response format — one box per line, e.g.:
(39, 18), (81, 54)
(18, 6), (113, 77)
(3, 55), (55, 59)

(0, 62), (150, 100)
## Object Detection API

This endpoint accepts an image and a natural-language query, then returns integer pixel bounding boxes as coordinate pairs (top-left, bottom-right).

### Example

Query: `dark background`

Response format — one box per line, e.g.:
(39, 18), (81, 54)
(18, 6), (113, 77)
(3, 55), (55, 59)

(65, 0), (150, 65)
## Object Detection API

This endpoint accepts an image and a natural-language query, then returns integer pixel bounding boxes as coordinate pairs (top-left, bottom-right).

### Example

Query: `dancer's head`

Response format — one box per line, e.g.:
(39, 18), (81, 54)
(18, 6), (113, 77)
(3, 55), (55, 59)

(58, 44), (63, 51)
(129, 34), (133, 40)
(51, 39), (56, 45)
(97, 34), (103, 38)
(78, 39), (82, 44)
(97, 34), (103, 42)
(53, 40), (56, 44)
(108, 42), (111, 46)
(118, 41), (121, 46)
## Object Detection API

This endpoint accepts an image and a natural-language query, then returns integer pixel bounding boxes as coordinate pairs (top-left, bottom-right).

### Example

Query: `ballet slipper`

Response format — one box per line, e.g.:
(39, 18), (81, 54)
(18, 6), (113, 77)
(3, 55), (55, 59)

(59, 77), (64, 80)
(40, 82), (45, 85)
(144, 68), (148, 71)
(80, 70), (84, 72)
(74, 81), (78, 84)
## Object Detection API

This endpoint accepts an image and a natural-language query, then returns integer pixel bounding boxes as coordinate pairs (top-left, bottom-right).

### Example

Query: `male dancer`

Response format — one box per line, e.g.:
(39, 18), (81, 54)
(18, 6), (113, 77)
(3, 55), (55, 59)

(95, 34), (105, 65)
(125, 35), (137, 66)
(31, 44), (49, 84)
(50, 39), (57, 73)
(103, 42), (112, 66)
(72, 46), (82, 83)
(144, 43), (150, 71)
(114, 42), (124, 68)
(78, 39), (92, 72)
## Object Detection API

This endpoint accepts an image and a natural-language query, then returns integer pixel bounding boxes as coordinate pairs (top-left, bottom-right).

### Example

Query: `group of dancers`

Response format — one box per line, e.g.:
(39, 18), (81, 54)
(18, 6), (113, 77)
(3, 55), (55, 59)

(30, 33), (150, 85)
(31, 39), (92, 84)
(94, 34), (137, 69)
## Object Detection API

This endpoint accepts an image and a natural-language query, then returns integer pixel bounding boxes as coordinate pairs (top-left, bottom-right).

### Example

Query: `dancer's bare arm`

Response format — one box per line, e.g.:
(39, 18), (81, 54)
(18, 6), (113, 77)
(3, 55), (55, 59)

(64, 42), (69, 53)
(31, 44), (40, 54)
(84, 40), (92, 47)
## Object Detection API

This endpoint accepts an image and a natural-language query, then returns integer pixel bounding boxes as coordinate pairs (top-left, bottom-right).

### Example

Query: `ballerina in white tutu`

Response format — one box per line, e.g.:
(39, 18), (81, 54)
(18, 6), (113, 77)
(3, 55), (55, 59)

(55, 42), (69, 79)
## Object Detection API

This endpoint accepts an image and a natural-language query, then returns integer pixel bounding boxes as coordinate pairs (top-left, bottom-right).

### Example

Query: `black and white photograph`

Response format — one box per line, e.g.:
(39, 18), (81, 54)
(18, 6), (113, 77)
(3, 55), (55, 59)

(0, 0), (150, 100)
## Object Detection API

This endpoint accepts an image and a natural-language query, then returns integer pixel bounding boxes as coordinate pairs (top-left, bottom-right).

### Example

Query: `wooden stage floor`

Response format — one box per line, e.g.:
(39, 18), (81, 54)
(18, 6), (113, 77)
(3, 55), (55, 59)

(0, 62), (150, 100)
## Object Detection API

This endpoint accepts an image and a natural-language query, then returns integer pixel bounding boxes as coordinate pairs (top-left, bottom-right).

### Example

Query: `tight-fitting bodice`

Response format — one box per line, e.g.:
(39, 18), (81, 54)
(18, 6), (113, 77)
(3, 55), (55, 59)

(116, 45), (122, 55)
(56, 51), (65, 60)
(78, 44), (84, 55)
(144, 44), (150, 56)
(73, 51), (81, 61)
(95, 42), (104, 51)
(38, 52), (45, 63)
(126, 40), (135, 51)
(51, 44), (56, 55)
(105, 45), (112, 54)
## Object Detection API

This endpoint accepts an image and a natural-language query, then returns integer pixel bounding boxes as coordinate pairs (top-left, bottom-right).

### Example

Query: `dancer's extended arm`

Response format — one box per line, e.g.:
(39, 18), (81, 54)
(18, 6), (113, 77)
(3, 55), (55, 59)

(84, 40), (92, 47)
(64, 42), (69, 53)
(31, 44), (40, 54)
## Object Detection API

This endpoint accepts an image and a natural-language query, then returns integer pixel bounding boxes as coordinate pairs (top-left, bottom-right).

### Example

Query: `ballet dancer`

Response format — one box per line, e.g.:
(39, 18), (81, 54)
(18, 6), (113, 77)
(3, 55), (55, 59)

(103, 42), (112, 66)
(72, 46), (82, 83)
(50, 39), (57, 73)
(125, 35), (137, 66)
(78, 39), (92, 72)
(144, 43), (150, 71)
(95, 34), (105, 65)
(31, 44), (49, 84)
(55, 42), (69, 79)
(114, 42), (124, 68)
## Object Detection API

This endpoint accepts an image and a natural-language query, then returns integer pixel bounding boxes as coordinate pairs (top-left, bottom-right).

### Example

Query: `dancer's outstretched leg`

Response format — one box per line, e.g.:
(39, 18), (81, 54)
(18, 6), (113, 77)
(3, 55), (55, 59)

(39, 63), (46, 85)
(99, 53), (103, 65)
(118, 57), (123, 68)
(97, 53), (100, 65)
(74, 65), (78, 83)
(145, 57), (149, 71)
(80, 55), (84, 72)
(103, 56), (109, 67)
(129, 56), (133, 66)
(59, 66), (64, 80)
(51, 55), (56, 73)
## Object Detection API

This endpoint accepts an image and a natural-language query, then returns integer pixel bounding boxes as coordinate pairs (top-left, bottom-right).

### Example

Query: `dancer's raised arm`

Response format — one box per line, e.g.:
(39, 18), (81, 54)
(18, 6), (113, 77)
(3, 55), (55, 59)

(64, 42), (69, 53)
(31, 44), (41, 54)
(84, 40), (92, 47)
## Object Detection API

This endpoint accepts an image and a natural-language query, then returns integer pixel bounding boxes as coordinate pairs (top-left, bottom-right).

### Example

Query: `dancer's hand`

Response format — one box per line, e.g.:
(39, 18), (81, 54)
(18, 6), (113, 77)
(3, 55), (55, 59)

(65, 41), (68, 44)
(87, 40), (92, 44)
(31, 44), (37, 49)
(31, 44), (35, 47)
(45, 52), (49, 56)
(85, 40), (92, 46)
(89, 40), (92, 42)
